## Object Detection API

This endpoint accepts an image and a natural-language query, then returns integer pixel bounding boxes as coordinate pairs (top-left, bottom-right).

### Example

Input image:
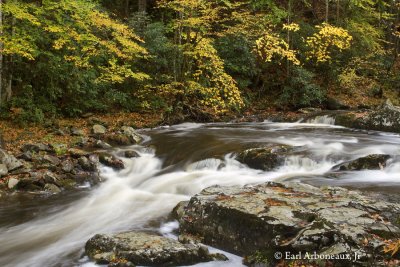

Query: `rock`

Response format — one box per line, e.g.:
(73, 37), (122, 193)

(177, 182), (400, 266)
(85, 231), (225, 266)
(121, 126), (142, 143)
(298, 107), (322, 114)
(334, 154), (390, 171)
(21, 143), (52, 153)
(7, 178), (19, 189)
(0, 164), (8, 177)
(236, 145), (293, 171)
(16, 178), (43, 191)
(44, 183), (61, 194)
(0, 149), (23, 171)
(124, 150), (139, 158)
(71, 127), (85, 136)
(78, 156), (97, 172)
(42, 155), (61, 166)
(94, 140), (112, 149)
(92, 124), (107, 135)
(61, 159), (74, 173)
(103, 134), (132, 146)
(68, 148), (90, 158)
(170, 201), (189, 220)
(98, 153), (124, 170)
(335, 100), (400, 133)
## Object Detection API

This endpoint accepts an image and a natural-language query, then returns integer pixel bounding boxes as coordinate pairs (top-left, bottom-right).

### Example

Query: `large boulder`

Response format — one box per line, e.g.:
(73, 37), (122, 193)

(237, 145), (293, 171)
(85, 231), (226, 266)
(335, 100), (400, 133)
(177, 182), (400, 266)
(102, 127), (142, 146)
(97, 153), (124, 170)
(0, 149), (23, 171)
(333, 154), (391, 171)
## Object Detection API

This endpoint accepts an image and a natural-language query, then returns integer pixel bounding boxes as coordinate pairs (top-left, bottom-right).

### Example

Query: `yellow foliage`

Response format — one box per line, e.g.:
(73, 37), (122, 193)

(306, 23), (353, 63)
(283, 23), (300, 32)
(255, 32), (300, 65)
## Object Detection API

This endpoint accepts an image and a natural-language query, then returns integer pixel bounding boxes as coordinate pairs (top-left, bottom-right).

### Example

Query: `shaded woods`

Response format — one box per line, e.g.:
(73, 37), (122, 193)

(0, 0), (399, 123)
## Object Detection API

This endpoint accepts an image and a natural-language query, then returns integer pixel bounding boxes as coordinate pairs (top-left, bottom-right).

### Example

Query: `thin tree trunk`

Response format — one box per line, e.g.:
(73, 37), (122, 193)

(287, 0), (291, 77)
(5, 17), (15, 102)
(138, 0), (146, 13)
(326, 0), (329, 22)
(336, 0), (340, 22)
(0, 0), (3, 106)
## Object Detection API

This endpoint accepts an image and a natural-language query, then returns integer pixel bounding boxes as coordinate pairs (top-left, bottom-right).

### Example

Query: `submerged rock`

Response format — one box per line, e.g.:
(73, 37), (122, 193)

(333, 154), (390, 171)
(237, 145), (293, 171)
(85, 231), (226, 267)
(177, 182), (400, 266)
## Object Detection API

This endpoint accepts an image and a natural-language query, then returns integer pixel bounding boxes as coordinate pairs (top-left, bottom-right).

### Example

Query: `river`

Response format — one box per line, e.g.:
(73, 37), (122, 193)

(0, 120), (400, 267)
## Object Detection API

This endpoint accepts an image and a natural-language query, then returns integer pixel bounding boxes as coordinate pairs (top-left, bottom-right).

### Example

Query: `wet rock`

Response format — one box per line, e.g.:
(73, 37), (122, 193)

(177, 182), (400, 266)
(170, 201), (189, 221)
(0, 164), (8, 177)
(21, 143), (52, 153)
(98, 153), (124, 170)
(104, 134), (132, 146)
(16, 178), (42, 191)
(44, 183), (61, 194)
(237, 145), (293, 171)
(85, 231), (225, 266)
(7, 178), (19, 189)
(0, 149), (23, 171)
(124, 150), (139, 158)
(334, 154), (390, 171)
(92, 124), (107, 135)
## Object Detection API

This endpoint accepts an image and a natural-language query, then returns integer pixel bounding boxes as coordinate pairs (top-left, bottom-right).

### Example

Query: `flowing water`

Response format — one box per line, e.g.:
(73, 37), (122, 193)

(1, 121), (400, 267)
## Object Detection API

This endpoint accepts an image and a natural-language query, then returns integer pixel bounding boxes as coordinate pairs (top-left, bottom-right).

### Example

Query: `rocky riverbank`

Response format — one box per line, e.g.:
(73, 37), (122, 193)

(0, 124), (143, 197)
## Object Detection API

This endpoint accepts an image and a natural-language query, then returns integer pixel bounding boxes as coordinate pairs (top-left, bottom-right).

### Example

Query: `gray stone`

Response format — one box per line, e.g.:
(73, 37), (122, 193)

(121, 126), (142, 144)
(0, 149), (23, 171)
(85, 232), (226, 266)
(21, 143), (52, 153)
(61, 159), (74, 173)
(0, 163), (8, 177)
(43, 155), (61, 166)
(68, 148), (90, 158)
(71, 128), (85, 136)
(44, 183), (61, 194)
(78, 156), (96, 172)
(177, 182), (400, 266)
(7, 178), (19, 189)
(92, 124), (107, 135)
(94, 140), (112, 149)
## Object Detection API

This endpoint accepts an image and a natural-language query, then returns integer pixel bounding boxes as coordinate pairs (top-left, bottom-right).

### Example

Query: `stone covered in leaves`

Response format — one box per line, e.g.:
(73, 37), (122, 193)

(176, 182), (400, 266)
(85, 231), (226, 267)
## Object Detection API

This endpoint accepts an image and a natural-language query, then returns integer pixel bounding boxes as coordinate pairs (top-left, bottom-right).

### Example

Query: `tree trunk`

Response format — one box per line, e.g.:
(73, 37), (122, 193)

(5, 17), (15, 102)
(0, 0), (3, 106)
(326, 0), (329, 22)
(138, 0), (146, 13)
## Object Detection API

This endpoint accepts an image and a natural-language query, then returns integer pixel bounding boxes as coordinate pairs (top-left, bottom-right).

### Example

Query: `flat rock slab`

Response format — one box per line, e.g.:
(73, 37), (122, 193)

(177, 182), (400, 266)
(85, 231), (226, 266)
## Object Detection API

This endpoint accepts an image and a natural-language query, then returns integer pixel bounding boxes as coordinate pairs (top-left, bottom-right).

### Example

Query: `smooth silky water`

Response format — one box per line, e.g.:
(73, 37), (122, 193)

(1, 120), (400, 267)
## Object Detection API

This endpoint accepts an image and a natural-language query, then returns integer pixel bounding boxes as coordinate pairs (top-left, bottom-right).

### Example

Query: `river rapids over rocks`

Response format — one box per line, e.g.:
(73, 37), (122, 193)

(1, 120), (400, 267)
